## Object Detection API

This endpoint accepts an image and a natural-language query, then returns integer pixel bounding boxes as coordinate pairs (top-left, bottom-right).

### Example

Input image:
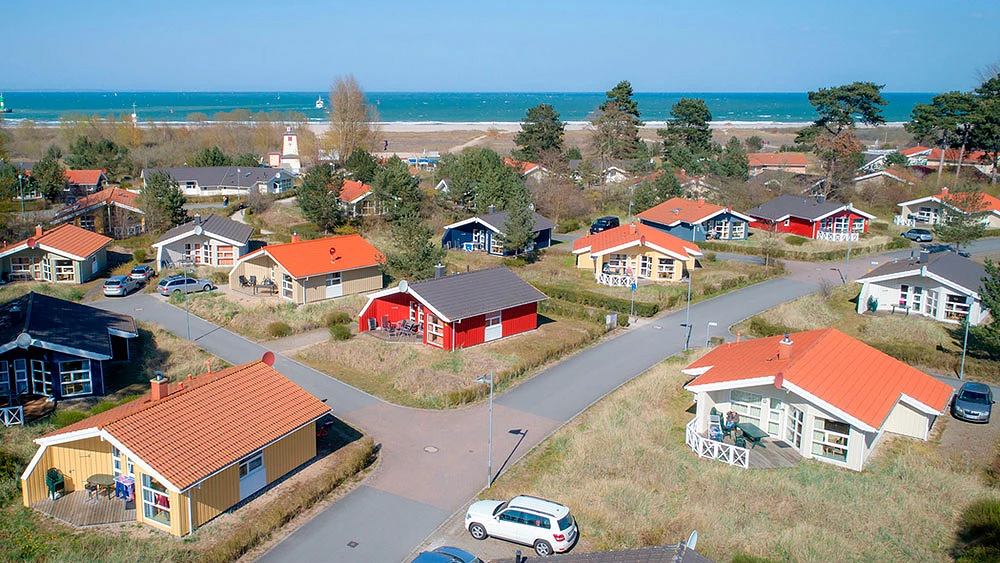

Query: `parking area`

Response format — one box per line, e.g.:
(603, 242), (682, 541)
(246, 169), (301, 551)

(937, 381), (1000, 472)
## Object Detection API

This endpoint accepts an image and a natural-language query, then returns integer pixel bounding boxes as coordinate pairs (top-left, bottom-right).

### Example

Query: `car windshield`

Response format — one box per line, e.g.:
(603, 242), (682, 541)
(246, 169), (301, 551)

(492, 502), (507, 516)
(959, 390), (992, 404)
(558, 513), (574, 531)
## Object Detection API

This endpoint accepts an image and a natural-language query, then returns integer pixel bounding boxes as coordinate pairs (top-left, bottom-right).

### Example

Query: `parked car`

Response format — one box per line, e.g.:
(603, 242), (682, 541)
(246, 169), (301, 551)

(411, 546), (482, 563)
(952, 382), (995, 423)
(157, 275), (214, 296)
(901, 228), (933, 242)
(103, 275), (142, 297)
(465, 495), (577, 557)
(589, 216), (620, 235)
(129, 265), (156, 282)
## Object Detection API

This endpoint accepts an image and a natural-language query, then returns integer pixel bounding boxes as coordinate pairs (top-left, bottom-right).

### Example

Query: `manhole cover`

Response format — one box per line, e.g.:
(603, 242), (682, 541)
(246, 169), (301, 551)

(347, 541), (358, 548)
(424, 446), (439, 453)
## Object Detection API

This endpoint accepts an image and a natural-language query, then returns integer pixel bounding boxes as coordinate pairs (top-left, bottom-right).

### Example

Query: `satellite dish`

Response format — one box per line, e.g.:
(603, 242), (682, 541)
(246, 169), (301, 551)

(261, 351), (275, 366)
(193, 225), (204, 236)
(686, 530), (698, 550)
(15, 332), (31, 349)
(25, 237), (35, 249)
(398, 280), (409, 293)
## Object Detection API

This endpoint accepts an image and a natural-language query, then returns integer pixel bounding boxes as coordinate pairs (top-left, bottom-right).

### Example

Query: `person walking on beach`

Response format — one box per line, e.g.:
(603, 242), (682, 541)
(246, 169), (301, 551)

(383, 139), (388, 151)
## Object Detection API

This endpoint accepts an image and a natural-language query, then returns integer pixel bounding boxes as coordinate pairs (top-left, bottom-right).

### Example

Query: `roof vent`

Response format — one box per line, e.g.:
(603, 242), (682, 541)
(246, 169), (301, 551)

(488, 204), (495, 214)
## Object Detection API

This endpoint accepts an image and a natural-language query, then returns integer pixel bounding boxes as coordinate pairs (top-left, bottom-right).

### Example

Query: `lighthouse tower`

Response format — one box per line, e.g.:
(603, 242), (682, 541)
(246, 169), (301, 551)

(279, 128), (301, 174)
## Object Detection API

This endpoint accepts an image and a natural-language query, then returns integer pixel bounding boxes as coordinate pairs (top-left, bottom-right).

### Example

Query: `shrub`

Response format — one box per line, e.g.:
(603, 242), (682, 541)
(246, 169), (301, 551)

(956, 498), (1000, 561)
(266, 321), (293, 338)
(132, 248), (147, 263)
(324, 311), (352, 326)
(52, 410), (88, 428)
(502, 256), (527, 268)
(558, 219), (580, 233)
(784, 235), (808, 246)
(329, 324), (352, 340)
(210, 271), (229, 285)
(747, 317), (799, 338)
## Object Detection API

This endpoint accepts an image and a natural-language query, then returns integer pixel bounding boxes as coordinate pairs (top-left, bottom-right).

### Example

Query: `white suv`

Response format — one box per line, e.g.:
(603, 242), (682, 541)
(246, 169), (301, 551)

(465, 495), (577, 556)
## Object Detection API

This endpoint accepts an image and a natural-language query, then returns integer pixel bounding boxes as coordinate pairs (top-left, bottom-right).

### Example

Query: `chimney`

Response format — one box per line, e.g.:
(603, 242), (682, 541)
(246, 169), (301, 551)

(777, 334), (793, 360)
(434, 263), (446, 279)
(680, 168), (686, 176)
(941, 187), (949, 197)
(291, 231), (300, 243)
(195, 213), (202, 224)
(918, 248), (930, 263)
(816, 194), (825, 204)
(697, 197), (704, 207)
(488, 204), (495, 214)
(150, 373), (169, 401)
(34, 224), (43, 237)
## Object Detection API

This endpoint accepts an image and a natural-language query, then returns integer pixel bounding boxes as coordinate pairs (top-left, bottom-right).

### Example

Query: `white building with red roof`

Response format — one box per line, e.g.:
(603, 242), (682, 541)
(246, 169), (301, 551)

(572, 222), (701, 286)
(21, 354), (330, 536)
(896, 186), (1000, 228)
(682, 328), (953, 471)
(747, 153), (808, 176)
(339, 179), (383, 217)
(0, 224), (111, 283)
(53, 187), (145, 238)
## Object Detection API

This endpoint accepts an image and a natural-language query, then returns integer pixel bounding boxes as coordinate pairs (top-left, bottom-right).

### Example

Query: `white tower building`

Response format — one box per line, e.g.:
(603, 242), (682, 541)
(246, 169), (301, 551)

(279, 128), (301, 174)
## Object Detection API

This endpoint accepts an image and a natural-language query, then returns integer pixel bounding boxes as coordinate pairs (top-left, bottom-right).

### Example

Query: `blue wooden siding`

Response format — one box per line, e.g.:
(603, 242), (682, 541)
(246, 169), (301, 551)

(442, 222), (553, 256)
(0, 349), (107, 401)
(639, 212), (748, 242)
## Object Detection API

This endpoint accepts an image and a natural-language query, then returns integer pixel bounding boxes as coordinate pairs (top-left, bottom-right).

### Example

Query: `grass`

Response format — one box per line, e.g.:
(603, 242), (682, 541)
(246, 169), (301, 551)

(486, 352), (1000, 562)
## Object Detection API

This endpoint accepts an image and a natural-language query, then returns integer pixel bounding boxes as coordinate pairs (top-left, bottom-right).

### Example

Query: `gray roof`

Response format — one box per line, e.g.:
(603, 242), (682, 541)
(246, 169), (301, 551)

(859, 250), (987, 294)
(477, 211), (557, 233)
(408, 266), (547, 322)
(156, 213), (254, 245)
(493, 545), (714, 563)
(0, 293), (137, 359)
(144, 166), (292, 187)
(747, 194), (849, 222)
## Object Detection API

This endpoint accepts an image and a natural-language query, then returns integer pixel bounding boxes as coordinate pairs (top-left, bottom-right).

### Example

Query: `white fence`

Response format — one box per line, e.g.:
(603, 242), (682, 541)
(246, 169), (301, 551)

(596, 272), (636, 287)
(894, 215), (915, 227)
(685, 418), (749, 469)
(1, 406), (24, 427)
(815, 230), (860, 242)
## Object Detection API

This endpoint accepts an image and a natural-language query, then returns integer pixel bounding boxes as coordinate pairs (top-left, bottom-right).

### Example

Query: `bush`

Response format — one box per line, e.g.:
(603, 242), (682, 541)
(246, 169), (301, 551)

(784, 235), (808, 246)
(329, 324), (353, 340)
(266, 321), (293, 338)
(557, 219), (581, 233)
(324, 311), (352, 326)
(956, 498), (1000, 561)
(210, 271), (229, 286)
(132, 248), (147, 263)
(502, 256), (527, 268)
(747, 317), (799, 338)
(52, 410), (88, 428)
(534, 284), (659, 317)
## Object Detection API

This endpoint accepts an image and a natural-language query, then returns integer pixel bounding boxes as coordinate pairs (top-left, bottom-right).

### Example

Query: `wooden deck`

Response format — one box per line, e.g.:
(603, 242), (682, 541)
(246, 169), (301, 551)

(32, 490), (135, 527)
(746, 437), (803, 469)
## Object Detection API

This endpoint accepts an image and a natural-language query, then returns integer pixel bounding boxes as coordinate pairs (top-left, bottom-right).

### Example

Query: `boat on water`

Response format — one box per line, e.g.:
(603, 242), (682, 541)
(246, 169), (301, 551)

(315, 96), (325, 110)
(0, 93), (11, 113)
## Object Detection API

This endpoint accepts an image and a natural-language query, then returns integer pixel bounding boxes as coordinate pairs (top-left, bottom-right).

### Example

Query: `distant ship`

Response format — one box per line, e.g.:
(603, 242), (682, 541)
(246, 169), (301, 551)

(315, 96), (325, 110)
(0, 93), (11, 113)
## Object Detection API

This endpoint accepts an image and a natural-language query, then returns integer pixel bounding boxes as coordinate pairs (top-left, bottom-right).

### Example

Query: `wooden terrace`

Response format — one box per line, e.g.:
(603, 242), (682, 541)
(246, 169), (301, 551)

(685, 418), (802, 469)
(32, 490), (136, 527)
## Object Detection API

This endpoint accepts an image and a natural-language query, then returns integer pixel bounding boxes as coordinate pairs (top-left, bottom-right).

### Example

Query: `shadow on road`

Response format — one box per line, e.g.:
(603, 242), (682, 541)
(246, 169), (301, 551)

(492, 428), (528, 485)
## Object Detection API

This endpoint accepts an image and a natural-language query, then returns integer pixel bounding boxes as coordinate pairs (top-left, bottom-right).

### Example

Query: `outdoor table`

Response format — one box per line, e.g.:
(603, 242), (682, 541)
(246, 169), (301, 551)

(86, 473), (116, 499)
(736, 422), (768, 449)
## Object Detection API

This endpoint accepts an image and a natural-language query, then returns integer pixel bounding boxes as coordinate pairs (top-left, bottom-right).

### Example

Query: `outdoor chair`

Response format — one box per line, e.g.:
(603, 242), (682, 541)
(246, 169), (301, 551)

(249, 275), (257, 287)
(46, 468), (64, 500)
(381, 316), (398, 337)
(735, 435), (747, 449)
(239, 275), (252, 288)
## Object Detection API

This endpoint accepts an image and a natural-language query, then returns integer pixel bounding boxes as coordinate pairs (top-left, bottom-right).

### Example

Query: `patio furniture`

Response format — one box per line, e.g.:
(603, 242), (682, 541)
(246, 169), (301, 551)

(46, 468), (65, 500)
(259, 278), (277, 295)
(736, 422), (768, 449)
(249, 275), (257, 287)
(86, 473), (116, 499)
(381, 316), (398, 337)
(239, 275), (253, 288)
(734, 435), (747, 449)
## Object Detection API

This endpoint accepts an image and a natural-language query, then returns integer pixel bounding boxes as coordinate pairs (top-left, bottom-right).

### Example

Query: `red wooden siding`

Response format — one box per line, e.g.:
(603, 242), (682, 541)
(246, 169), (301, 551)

(750, 212), (868, 239)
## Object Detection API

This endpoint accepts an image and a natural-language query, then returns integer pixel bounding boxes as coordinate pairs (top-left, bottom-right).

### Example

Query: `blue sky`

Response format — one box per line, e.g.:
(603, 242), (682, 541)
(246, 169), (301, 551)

(3, 0), (998, 92)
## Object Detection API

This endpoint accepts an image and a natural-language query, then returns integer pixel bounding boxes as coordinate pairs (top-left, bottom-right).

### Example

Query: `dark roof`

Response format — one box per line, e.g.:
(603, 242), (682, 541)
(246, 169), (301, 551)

(859, 250), (987, 294)
(155, 213), (254, 245)
(747, 170), (823, 190)
(0, 293), (137, 359)
(746, 194), (849, 222)
(477, 211), (557, 233)
(409, 266), (547, 322)
(144, 166), (291, 187)
(492, 545), (714, 563)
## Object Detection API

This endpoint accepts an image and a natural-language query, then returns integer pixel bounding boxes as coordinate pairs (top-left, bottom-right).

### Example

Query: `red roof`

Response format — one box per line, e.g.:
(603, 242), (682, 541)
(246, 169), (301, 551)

(54, 187), (140, 221)
(245, 233), (384, 279)
(65, 169), (106, 186)
(44, 359), (330, 490)
(573, 222), (701, 260)
(637, 197), (732, 225)
(340, 180), (372, 203)
(937, 187), (1000, 213)
(747, 153), (808, 167)
(927, 148), (987, 163)
(504, 157), (541, 175)
(0, 224), (111, 260)
(900, 146), (932, 157)
(684, 328), (952, 430)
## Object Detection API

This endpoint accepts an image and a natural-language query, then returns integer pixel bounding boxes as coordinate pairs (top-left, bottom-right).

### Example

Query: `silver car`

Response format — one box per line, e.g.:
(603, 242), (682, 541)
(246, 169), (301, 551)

(157, 275), (214, 296)
(103, 275), (142, 297)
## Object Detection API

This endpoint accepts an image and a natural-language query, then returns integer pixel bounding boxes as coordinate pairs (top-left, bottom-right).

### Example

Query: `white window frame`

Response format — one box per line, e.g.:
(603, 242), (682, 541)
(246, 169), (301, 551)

(426, 313), (445, 348)
(141, 474), (171, 528)
(657, 257), (675, 277)
(811, 418), (850, 463)
(41, 259), (51, 281)
(0, 361), (8, 396)
(10, 257), (32, 280)
(945, 294), (970, 320)
(13, 359), (27, 394)
(54, 259), (74, 282)
(58, 359), (92, 397)
(30, 359), (52, 396)
(326, 272), (342, 287)
(489, 234), (504, 255)
(281, 274), (293, 299)
(731, 221), (745, 239)
(485, 313), (501, 328)
(238, 451), (264, 478)
(729, 389), (763, 426)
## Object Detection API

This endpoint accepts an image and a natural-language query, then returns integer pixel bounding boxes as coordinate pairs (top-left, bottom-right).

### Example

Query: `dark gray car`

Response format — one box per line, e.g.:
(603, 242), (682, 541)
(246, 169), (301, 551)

(952, 382), (994, 423)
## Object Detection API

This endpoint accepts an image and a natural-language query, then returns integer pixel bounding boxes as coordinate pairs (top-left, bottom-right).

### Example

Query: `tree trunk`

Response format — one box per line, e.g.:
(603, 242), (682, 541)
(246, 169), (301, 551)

(937, 131), (946, 182)
(956, 128), (969, 179)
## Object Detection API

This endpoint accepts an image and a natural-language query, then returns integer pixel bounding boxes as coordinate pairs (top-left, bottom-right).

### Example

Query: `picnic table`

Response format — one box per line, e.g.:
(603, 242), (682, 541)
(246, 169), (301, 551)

(86, 473), (116, 499)
(736, 422), (768, 449)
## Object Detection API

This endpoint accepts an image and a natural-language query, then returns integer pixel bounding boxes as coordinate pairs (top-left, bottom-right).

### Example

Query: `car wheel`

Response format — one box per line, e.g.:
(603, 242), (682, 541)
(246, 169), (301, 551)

(534, 540), (553, 557)
(468, 523), (488, 540)
(203, 284), (212, 292)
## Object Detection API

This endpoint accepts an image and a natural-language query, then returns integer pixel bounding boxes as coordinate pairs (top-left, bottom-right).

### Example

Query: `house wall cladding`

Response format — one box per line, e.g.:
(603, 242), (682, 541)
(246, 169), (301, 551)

(263, 424), (316, 484)
(21, 437), (112, 505)
(0, 350), (106, 400)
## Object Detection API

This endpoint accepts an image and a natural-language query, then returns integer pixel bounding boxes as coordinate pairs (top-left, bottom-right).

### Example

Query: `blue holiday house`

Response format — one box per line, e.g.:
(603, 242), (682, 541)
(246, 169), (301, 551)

(442, 210), (556, 256)
(637, 197), (754, 242)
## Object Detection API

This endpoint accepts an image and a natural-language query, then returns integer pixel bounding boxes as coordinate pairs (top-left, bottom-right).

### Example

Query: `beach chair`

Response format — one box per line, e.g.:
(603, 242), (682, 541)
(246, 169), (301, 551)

(381, 316), (398, 337)
(239, 275), (252, 288)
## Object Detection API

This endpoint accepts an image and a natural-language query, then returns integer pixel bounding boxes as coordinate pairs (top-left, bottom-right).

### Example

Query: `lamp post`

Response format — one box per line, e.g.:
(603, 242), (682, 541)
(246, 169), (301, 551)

(706, 321), (718, 348)
(844, 203), (853, 285)
(17, 173), (24, 213)
(474, 372), (494, 489)
(684, 270), (692, 331)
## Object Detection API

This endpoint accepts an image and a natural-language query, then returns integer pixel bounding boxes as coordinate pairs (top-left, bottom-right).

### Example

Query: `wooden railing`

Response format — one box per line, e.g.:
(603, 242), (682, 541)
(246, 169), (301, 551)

(596, 272), (636, 287)
(685, 417), (748, 469)
(815, 230), (859, 242)
(1, 406), (24, 427)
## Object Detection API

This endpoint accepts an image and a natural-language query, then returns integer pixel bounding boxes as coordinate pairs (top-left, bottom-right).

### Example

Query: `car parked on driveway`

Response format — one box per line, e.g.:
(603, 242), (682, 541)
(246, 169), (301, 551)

(465, 495), (577, 557)
(902, 228), (933, 242)
(129, 265), (156, 282)
(157, 275), (214, 296)
(103, 275), (143, 297)
(411, 546), (482, 563)
(589, 216), (620, 235)
(952, 382), (994, 423)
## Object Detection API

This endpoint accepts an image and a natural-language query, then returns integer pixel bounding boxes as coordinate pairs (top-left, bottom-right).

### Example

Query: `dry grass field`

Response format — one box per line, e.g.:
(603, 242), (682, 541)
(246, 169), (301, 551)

(487, 352), (999, 562)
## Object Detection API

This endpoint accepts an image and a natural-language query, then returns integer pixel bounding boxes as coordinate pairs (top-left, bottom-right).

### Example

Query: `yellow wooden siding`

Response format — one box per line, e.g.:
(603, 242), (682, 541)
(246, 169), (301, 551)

(230, 254), (279, 289)
(342, 266), (383, 295)
(22, 438), (112, 506)
(189, 464), (240, 530)
(264, 424), (317, 484)
(575, 254), (594, 270)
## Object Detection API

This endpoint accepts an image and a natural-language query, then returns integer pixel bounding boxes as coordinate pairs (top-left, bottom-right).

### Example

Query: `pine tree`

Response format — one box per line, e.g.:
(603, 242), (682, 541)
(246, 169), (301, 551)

(384, 212), (446, 281)
(298, 164), (345, 232)
(371, 157), (421, 223)
(138, 171), (187, 232)
(513, 104), (565, 162)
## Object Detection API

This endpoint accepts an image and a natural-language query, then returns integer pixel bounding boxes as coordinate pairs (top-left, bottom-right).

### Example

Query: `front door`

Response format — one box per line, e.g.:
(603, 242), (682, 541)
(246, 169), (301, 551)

(785, 405), (804, 448)
(639, 255), (652, 278)
(326, 273), (343, 299)
(766, 397), (783, 437)
(484, 312), (502, 342)
(238, 452), (266, 500)
(30, 359), (51, 396)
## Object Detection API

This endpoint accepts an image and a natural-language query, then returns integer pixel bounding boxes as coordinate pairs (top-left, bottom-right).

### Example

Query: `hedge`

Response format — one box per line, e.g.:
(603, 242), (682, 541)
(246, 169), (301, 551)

(700, 237), (910, 262)
(533, 284), (660, 317)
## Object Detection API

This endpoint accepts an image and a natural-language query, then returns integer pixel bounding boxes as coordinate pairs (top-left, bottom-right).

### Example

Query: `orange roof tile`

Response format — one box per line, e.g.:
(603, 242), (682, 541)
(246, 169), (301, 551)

(504, 157), (541, 175)
(54, 187), (141, 221)
(573, 222), (701, 260)
(638, 197), (731, 226)
(247, 233), (384, 279)
(938, 188), (1000, 213)
(684, 328), (952, 430)
(900, 146), (932, 157)
(339, 180), (372, 203)
(928, 148), (987, 163)
(0, 224), (111, 260)
(45, 359), (330, 490)
(65, 169), (106, 186)
(747, 153), (808, 167)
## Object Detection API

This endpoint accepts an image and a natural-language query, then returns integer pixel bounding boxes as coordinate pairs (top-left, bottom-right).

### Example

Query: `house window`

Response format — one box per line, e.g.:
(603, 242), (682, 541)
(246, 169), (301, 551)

(783, 219), (790, 227)
(945, 294), (970, 320)
(851, 218), (865, 232)
(925, 289), (939, 317)
(912, 286), (923, 311)
(0, 361), (8, 396)
(409, 302), (423, 324)
(426, 313), (445, 348)
(10, 257), (33, 280)
(55, 259), (74, 282)
(239, 451), (264, 478)
(606, 253), (629, 274)
(281, 274), (293, 299)
(712, 221), (729, 239)
(729, 389), (762, 426)
(731, 222), (745, 239)
(80, 217), (96, 231)
(183, 243), (192, 262)
(785, 405), (804, 448)
(766, 397), (783, 436)
(899, 284), (909, 307)
(217, 245), (234, 266)
(812, 418), (850, 463)
(141, 474), (171, 527)
(657, 258), (675, 278)
(30, 359), (52, 396)
(58, 359), (92, 396)
(41, 259), (51, 281)
(111, 446), (133, 477)
(13, 359), (27, 394)
(833, 216), (848, 233)
(489, 235), (504, 255)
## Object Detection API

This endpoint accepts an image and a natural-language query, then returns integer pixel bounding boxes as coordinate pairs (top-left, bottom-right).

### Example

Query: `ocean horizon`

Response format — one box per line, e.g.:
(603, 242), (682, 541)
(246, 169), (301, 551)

(0, 91), (934, 125)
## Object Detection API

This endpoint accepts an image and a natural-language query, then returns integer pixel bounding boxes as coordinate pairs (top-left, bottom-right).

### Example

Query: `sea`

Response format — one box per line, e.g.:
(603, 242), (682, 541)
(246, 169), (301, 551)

(0, 91), (934, 126)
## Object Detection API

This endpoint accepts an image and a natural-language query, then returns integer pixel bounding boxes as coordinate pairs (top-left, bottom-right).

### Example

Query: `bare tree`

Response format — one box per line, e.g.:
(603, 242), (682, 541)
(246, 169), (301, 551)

(326, 75), (381, 162)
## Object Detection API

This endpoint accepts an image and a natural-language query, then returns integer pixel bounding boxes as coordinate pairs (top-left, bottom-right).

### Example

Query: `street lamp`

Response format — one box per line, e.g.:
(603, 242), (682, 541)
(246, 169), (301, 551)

(17, 173), (24, 213)
(706, 321), (718, 348)
(844, 203), (853, 285)
(474, 372), (494, 489)
(684, 270), (692, 330)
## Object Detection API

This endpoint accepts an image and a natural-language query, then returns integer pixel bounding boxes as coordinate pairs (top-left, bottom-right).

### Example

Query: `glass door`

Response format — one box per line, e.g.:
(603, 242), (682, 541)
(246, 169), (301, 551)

(785, 405), (803, 448)
(30, 359), (52, 396)
(766, 397), (783, 437)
